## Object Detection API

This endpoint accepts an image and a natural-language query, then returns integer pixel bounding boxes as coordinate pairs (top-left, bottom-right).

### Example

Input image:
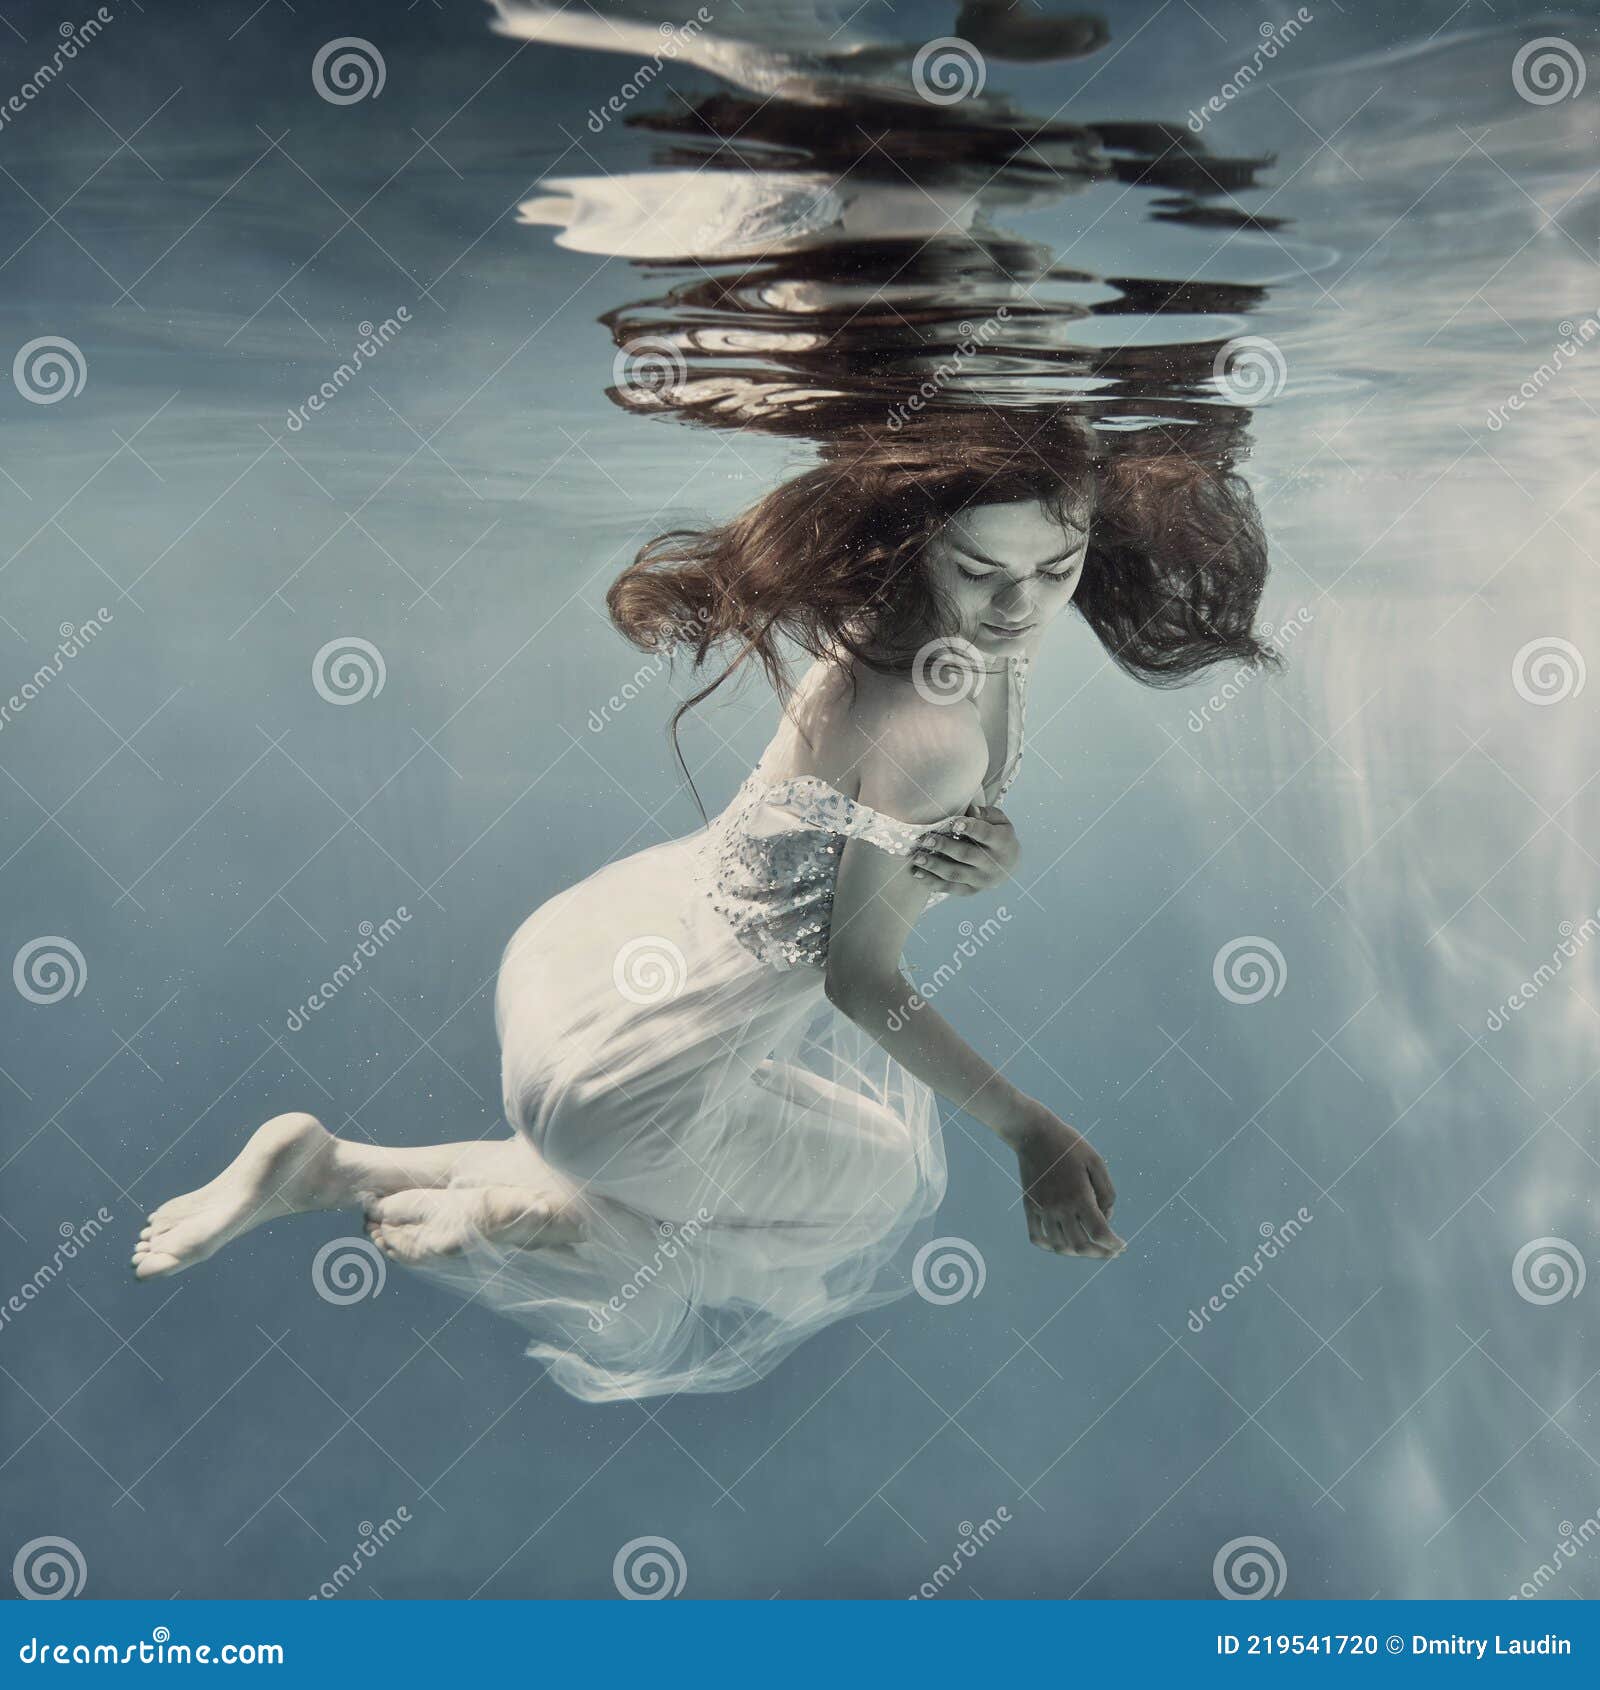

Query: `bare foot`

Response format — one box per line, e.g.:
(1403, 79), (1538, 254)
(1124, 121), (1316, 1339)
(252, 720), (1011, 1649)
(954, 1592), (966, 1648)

(133, 1112), (343, 1280)
(364, 1185), (586, 1266)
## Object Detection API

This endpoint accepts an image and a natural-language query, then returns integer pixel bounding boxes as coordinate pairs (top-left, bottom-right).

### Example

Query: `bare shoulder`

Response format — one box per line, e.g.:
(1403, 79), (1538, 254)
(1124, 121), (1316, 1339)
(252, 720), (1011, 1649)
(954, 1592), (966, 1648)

(845, 668), (987, 825)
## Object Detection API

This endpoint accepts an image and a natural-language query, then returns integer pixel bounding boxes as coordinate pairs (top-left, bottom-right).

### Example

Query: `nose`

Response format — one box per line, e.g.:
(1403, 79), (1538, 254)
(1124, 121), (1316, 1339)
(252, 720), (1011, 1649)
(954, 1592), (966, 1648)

(991, 577), (1036, 622)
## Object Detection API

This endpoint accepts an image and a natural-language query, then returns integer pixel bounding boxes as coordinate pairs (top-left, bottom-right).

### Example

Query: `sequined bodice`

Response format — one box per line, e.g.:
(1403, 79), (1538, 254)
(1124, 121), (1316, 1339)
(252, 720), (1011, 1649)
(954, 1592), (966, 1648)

(694, 655), (1028, 971)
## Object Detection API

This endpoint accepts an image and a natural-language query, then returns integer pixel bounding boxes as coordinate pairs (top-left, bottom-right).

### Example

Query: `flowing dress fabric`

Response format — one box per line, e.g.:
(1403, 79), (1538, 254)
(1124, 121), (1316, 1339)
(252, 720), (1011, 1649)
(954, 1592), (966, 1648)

(416, 655), (1027, 1402)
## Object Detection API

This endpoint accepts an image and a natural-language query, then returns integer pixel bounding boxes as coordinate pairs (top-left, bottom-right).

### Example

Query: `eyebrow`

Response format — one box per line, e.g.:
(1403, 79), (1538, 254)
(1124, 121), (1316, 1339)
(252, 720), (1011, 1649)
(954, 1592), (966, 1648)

(953, 536), (1087, 572)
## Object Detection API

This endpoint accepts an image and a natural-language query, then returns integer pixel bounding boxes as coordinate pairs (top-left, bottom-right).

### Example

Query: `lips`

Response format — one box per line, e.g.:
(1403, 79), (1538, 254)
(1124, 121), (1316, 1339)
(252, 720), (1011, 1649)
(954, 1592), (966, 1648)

(982, 622), (1034, 638)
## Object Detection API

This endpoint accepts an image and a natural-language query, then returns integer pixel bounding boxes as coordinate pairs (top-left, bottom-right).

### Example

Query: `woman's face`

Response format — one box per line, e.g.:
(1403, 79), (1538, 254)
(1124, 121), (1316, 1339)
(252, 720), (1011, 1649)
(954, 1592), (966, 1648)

(923, 494), (1092, 663)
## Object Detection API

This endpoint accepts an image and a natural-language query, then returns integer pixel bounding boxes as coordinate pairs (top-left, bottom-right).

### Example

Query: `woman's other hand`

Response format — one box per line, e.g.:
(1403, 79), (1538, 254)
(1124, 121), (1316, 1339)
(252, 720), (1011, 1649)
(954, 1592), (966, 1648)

(909, 804), (1019, 896)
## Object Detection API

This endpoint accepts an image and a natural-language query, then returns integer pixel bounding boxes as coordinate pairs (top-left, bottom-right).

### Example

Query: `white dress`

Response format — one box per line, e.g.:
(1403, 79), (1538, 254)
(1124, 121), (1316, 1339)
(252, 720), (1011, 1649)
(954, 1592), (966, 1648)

(418, 654), (1030, 1401)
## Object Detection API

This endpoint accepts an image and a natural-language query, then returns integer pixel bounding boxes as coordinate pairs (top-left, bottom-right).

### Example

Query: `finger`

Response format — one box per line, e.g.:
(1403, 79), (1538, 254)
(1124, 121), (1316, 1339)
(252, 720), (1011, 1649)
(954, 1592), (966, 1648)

(1087, 1159), (1117, 1218)
(1045, 1210), (1076, 1256)
(1075, 1207), (1123, 1256)
(909, 859), (981, 892)
(1076, 1187), (1125, 1254)
(917, 834), (993, 867)
(1060, 1212), (1101, 1257)
(1024, 1197), (1049, 1249)
(926, 815), (1002, 851)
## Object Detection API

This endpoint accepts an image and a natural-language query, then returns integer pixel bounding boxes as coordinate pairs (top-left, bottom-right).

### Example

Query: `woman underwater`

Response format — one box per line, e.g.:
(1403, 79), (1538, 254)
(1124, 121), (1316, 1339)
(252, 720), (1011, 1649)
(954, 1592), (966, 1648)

(133, 411), (1279, 1402)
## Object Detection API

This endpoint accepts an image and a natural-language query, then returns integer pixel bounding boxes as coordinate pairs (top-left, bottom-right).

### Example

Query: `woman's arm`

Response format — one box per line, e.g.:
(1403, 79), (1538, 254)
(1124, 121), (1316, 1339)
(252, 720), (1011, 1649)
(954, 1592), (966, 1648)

(823, 736), (1123, 1258)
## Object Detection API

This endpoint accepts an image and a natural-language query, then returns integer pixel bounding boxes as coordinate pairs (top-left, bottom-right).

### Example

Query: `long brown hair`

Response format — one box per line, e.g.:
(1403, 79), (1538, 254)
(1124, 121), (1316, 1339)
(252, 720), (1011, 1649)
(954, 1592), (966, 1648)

(606, 409), (1280, 793)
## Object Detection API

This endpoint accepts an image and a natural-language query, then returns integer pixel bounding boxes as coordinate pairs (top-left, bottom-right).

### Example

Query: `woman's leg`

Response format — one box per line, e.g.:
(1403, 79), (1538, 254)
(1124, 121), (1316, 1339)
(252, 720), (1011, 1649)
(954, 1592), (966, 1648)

(132, 1112), (537, 1280)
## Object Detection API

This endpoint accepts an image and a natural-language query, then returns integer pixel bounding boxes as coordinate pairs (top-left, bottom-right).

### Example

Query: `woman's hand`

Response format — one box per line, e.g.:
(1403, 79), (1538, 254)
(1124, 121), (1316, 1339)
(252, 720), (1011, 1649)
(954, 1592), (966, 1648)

(909, 803), (1019, 897)
(1008, 1105), (1124, 1259)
